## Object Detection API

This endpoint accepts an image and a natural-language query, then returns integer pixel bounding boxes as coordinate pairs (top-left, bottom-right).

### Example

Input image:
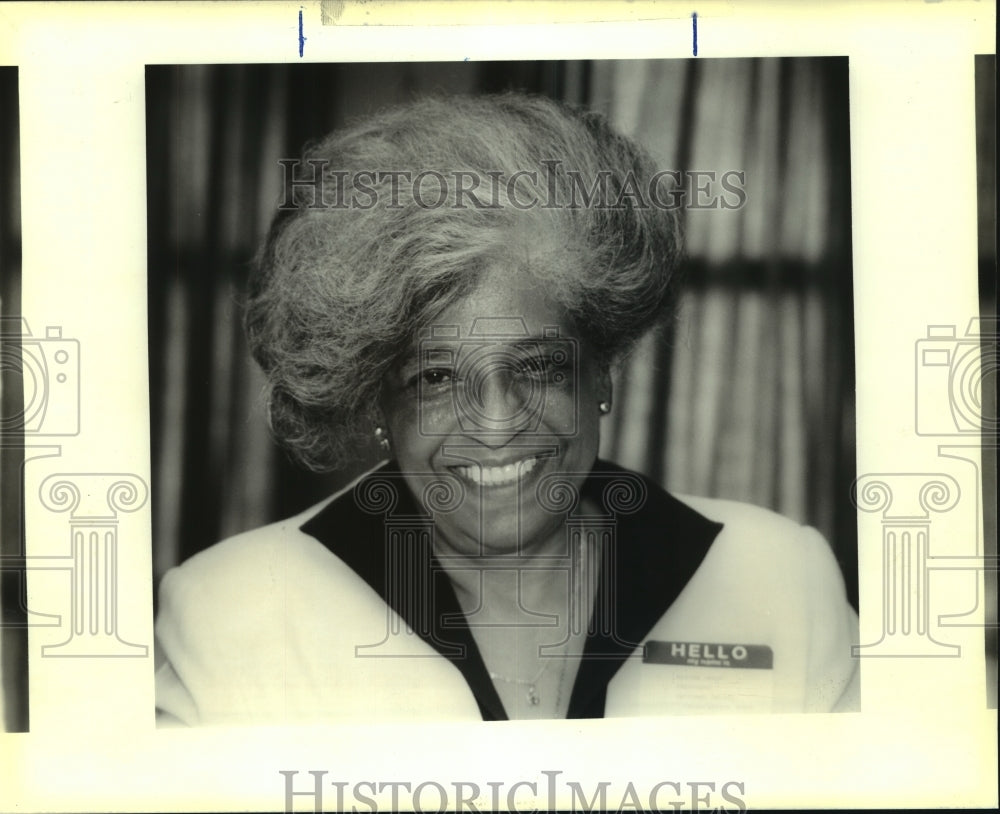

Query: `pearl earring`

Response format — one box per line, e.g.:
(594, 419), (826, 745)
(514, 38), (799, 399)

(598, 401), (611, 414)
(374, 426), (391, 451)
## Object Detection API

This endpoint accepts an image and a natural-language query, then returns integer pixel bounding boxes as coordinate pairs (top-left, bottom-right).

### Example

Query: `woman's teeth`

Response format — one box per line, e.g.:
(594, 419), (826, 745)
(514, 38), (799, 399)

(454, 456), (540, 487)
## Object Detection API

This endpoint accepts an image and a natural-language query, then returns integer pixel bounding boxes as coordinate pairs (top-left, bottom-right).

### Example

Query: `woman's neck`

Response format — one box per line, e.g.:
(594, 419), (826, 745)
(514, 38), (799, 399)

(432, 518), (575, 617)
(431, 504), (605, 719)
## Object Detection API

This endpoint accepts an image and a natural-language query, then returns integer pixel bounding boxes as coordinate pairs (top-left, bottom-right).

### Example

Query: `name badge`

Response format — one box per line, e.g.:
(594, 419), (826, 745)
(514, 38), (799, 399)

(643, 640), (773, 669)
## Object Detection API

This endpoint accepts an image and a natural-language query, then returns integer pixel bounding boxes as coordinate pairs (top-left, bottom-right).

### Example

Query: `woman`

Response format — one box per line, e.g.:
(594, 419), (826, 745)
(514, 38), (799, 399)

(154, 93), (859, 725)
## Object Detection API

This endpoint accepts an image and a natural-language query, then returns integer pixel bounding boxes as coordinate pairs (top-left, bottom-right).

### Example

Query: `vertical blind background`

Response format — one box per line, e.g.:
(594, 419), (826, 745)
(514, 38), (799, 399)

(145, 59), (859, 608)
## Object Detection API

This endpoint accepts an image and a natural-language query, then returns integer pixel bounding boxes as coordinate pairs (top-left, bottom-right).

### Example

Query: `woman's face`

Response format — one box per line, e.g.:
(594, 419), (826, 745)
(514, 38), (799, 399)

(379, 270), (610, 558)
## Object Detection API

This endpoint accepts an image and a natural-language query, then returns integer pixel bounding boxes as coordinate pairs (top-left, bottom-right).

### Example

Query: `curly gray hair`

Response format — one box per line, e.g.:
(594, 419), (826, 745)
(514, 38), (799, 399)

(246, 92), (684, 471)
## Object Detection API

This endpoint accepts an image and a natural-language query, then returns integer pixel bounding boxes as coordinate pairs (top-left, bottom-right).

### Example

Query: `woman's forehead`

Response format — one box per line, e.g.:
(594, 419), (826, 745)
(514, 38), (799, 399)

(419, 272), (578, 341)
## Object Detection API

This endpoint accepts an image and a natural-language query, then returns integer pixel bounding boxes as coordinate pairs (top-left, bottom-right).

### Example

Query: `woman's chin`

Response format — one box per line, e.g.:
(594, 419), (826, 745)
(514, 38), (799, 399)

(432, 501), (570, 559)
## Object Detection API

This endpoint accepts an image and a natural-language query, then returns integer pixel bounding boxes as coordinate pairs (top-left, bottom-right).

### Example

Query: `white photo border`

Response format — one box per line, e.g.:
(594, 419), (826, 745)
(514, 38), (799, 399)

(1, 1), (996, 811)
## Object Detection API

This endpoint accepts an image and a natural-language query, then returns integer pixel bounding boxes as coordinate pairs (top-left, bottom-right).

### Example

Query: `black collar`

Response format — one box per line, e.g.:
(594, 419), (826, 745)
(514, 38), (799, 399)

(300, 459), (722, 720)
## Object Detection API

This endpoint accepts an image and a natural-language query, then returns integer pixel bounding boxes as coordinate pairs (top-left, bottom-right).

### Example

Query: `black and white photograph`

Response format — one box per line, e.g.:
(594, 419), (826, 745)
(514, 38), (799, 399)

(0, 2), (996, 811)
(146, 58), (860, 725)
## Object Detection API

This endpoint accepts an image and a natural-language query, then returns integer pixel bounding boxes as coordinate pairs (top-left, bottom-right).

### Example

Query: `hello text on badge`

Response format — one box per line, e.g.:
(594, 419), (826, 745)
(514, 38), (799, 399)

(643, 641), (774, 669)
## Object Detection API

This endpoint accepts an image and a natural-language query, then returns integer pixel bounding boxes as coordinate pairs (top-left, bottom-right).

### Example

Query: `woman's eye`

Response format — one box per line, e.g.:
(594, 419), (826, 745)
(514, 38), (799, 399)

(420, 368), (455, 387)
(517, 355), (551, 377)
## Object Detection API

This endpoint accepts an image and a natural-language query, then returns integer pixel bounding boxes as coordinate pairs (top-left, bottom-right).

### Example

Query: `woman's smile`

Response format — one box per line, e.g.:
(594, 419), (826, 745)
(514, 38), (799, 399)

(448, 452), (543, 488)
(378, 268), (608, 556)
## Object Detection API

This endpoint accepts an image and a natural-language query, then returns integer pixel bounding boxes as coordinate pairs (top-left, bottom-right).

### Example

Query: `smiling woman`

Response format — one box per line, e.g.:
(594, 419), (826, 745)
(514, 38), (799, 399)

(153, 92), (859, 724)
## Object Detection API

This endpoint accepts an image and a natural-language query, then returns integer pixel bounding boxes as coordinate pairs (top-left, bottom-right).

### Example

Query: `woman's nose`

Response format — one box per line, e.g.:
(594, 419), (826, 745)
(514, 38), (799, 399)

(460, 365), (535, 444)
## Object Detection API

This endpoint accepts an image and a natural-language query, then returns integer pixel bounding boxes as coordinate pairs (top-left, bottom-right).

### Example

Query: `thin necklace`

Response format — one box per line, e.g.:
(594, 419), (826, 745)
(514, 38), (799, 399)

(486, 535), (588, 709)
(488, 646), (571, 709)
(488, 660), (553, 707)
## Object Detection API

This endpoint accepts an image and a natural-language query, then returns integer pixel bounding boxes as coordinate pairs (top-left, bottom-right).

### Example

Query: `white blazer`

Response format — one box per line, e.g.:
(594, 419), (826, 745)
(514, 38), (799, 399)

(155, 461), (859, 725)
